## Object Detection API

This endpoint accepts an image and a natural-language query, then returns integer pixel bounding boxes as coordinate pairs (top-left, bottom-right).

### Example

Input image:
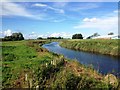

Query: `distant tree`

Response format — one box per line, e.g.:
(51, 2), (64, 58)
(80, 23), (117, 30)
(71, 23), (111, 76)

(3, 32), (24, 41)
(108, 32), (114, 35)
(37, 37), (43, 39)
(47, 37), (63, 39)
(92, 33), (100, 37)
(11, 32), (24, 40)
(72, 34), (83, 39)
(3, 36), (12, 41)
(58, 36), (63, 39)
(86, 36), (91, 39)
(86, 33), (100, 39)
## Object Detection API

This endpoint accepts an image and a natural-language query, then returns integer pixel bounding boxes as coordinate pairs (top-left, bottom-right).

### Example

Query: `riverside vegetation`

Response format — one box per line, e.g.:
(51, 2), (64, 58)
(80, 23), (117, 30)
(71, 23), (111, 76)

(1, 40), (120, 89)
(60, 39), (120, 56)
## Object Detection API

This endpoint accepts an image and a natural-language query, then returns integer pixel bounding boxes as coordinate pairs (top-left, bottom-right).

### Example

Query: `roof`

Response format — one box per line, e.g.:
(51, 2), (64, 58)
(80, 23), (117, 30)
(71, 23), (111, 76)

(92, 35), (119, 39)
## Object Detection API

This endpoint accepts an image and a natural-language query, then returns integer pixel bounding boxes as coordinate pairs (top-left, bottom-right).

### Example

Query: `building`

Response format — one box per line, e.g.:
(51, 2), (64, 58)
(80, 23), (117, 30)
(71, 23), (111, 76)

(92, 35), (120, 39)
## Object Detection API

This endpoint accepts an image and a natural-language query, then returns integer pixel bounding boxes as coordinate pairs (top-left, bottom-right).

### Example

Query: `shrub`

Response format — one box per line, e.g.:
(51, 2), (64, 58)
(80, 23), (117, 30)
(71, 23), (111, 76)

(65, 73), (81, 90)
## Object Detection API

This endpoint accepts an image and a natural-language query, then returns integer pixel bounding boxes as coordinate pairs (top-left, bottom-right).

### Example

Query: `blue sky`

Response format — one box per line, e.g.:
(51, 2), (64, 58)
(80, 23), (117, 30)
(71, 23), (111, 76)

(1, 2), (118, 39)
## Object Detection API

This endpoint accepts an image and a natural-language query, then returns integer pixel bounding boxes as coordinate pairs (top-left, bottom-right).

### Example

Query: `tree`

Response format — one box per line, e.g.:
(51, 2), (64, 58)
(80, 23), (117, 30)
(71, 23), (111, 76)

(72, 34), (83, 39)
(11, 32), (24, 40)
(86, 36), (91, 39)
(93, 33), (100, 37)
(47, 37), (63, 39)
(86, 33), (100, 39)
(37, 37), (43, 39)
(3, 32), (24, 41)
(108, 32), (114, 35)
(3, 36), (12, 41)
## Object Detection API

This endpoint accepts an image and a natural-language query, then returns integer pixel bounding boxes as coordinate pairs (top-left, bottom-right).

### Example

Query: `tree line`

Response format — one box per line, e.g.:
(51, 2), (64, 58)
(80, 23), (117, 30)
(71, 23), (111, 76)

(2, 32), (24, 41)
(1, 32), (114, 41)
(37, 37), (63, 40)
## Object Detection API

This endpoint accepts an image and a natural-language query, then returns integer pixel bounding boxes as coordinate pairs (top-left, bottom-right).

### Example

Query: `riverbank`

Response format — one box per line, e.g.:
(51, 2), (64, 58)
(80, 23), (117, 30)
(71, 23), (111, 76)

(2, 40), (119, 89)
(60, 39), (120, 56)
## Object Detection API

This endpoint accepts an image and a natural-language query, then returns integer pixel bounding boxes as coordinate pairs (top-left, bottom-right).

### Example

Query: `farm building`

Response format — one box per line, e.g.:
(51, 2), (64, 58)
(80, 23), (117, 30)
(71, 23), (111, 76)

(91, 35), (120, 39)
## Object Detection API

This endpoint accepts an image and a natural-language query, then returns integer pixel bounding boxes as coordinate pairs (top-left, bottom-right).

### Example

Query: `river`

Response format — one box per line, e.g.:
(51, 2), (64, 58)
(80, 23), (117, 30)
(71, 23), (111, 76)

(42, 42), (120, 77)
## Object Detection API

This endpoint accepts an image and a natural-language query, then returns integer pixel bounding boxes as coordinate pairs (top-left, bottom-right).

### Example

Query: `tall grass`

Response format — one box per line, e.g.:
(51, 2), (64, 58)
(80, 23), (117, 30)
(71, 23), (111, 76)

(60, 39), (120, 56)
(2, 40), (53, 88)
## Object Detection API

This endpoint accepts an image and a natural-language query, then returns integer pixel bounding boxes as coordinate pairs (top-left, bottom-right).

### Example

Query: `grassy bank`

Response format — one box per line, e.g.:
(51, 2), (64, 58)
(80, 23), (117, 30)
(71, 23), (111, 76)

(60, 39), (120, 56)
(1, 40), (119, 89)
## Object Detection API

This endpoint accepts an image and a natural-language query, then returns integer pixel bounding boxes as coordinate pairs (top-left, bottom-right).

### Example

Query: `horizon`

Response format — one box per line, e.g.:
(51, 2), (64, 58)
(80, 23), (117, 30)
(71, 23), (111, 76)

(1, 2), (118, 39)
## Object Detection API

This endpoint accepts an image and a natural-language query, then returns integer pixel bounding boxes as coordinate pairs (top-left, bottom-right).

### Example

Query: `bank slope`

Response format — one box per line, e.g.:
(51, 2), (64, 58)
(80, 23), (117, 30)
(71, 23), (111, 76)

(60, 39), (120, 56)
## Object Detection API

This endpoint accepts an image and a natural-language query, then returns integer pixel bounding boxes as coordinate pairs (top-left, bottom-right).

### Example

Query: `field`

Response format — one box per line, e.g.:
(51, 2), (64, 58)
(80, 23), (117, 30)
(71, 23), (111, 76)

(1, 40), (119, 89)
(60, 39), (120, 56)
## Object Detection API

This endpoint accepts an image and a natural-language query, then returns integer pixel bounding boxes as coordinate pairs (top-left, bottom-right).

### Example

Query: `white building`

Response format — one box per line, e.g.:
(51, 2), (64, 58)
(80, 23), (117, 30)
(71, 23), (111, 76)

(92, 35), (120, 39)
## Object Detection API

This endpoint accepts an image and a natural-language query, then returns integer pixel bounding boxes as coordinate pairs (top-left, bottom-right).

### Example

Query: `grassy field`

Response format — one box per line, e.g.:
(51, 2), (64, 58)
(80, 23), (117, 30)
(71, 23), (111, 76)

(60, 39), (120, 56)
(1, 40), (119, 89)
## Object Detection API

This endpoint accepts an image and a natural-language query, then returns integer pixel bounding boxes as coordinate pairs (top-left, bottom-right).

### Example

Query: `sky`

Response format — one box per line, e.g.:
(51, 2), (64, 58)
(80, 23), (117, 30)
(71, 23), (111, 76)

(1, 2), (118, 39)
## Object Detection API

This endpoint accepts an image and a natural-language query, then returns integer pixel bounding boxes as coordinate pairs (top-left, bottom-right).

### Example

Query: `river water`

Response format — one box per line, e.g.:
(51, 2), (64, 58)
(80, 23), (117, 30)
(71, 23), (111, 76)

(42, 42), (120, 77)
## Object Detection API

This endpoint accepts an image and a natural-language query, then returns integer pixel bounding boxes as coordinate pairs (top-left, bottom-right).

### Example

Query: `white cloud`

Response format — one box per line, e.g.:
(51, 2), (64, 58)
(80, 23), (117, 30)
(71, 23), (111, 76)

(53, 2), (68, 8)
(1, 2), (45, 20)
(27, 32), (38, 39)
(1, 0), (119, 2)
(34, 32), (72, 39)
(49, 7), (65, 14)
(58, 9), (64, 14)
(4, 29), (12, 36)
(38, 34), (44, 37)
(23, 32), (72, 39)
(2, 2), (32, 17)
(0, 31), (2, 34)
(0, 29), (13, 37)
(49, 33), (60, 37)
(32, 32), (35, 34)
(32, 3), (47, 7)
(83, 18), (98, 22)
(48, 32), (72, 38)
(113, 10), (119, 13)
(70, 3), (99, 11)
(32, 3), (65, 14)
(74, 16), (118, 34)
(24, 32), (36, 39)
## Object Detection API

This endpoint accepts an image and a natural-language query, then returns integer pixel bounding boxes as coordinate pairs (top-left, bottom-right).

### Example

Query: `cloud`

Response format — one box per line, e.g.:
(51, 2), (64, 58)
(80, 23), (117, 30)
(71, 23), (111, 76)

(53, 2), (68, 8)
(1, 2), (45, 20)
(74, 16), (118, 34)
(1, 0), (119, 2)
(26, 32), (38, 39)
(2, 2), (32, 17)
(35, 32), (72, 39)
(83, 18), (98, 22)
(32, 3), (47, 7)
(113, 10), (118, 13)
(32, 3), (65, 14)
(4, 29), (12, 36)
(0, 29), (13, 37)
(70, 3), (99, 11)
(31, 32), (35, 34)
(113, 10), (120, 13)
(48, 32), (72, 38)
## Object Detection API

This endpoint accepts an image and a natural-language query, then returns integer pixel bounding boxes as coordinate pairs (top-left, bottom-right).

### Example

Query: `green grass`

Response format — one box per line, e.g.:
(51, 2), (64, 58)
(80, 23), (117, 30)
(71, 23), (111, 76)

(60, 39), (120, 56)
(2, 40), (118, 89)
(2, 40), (54, 88)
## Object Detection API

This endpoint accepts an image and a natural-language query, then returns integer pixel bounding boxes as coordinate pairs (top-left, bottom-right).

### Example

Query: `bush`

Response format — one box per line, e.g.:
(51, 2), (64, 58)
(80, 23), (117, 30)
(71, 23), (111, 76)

(72, 34), (83, 39)
(65, 73), (81, 90)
